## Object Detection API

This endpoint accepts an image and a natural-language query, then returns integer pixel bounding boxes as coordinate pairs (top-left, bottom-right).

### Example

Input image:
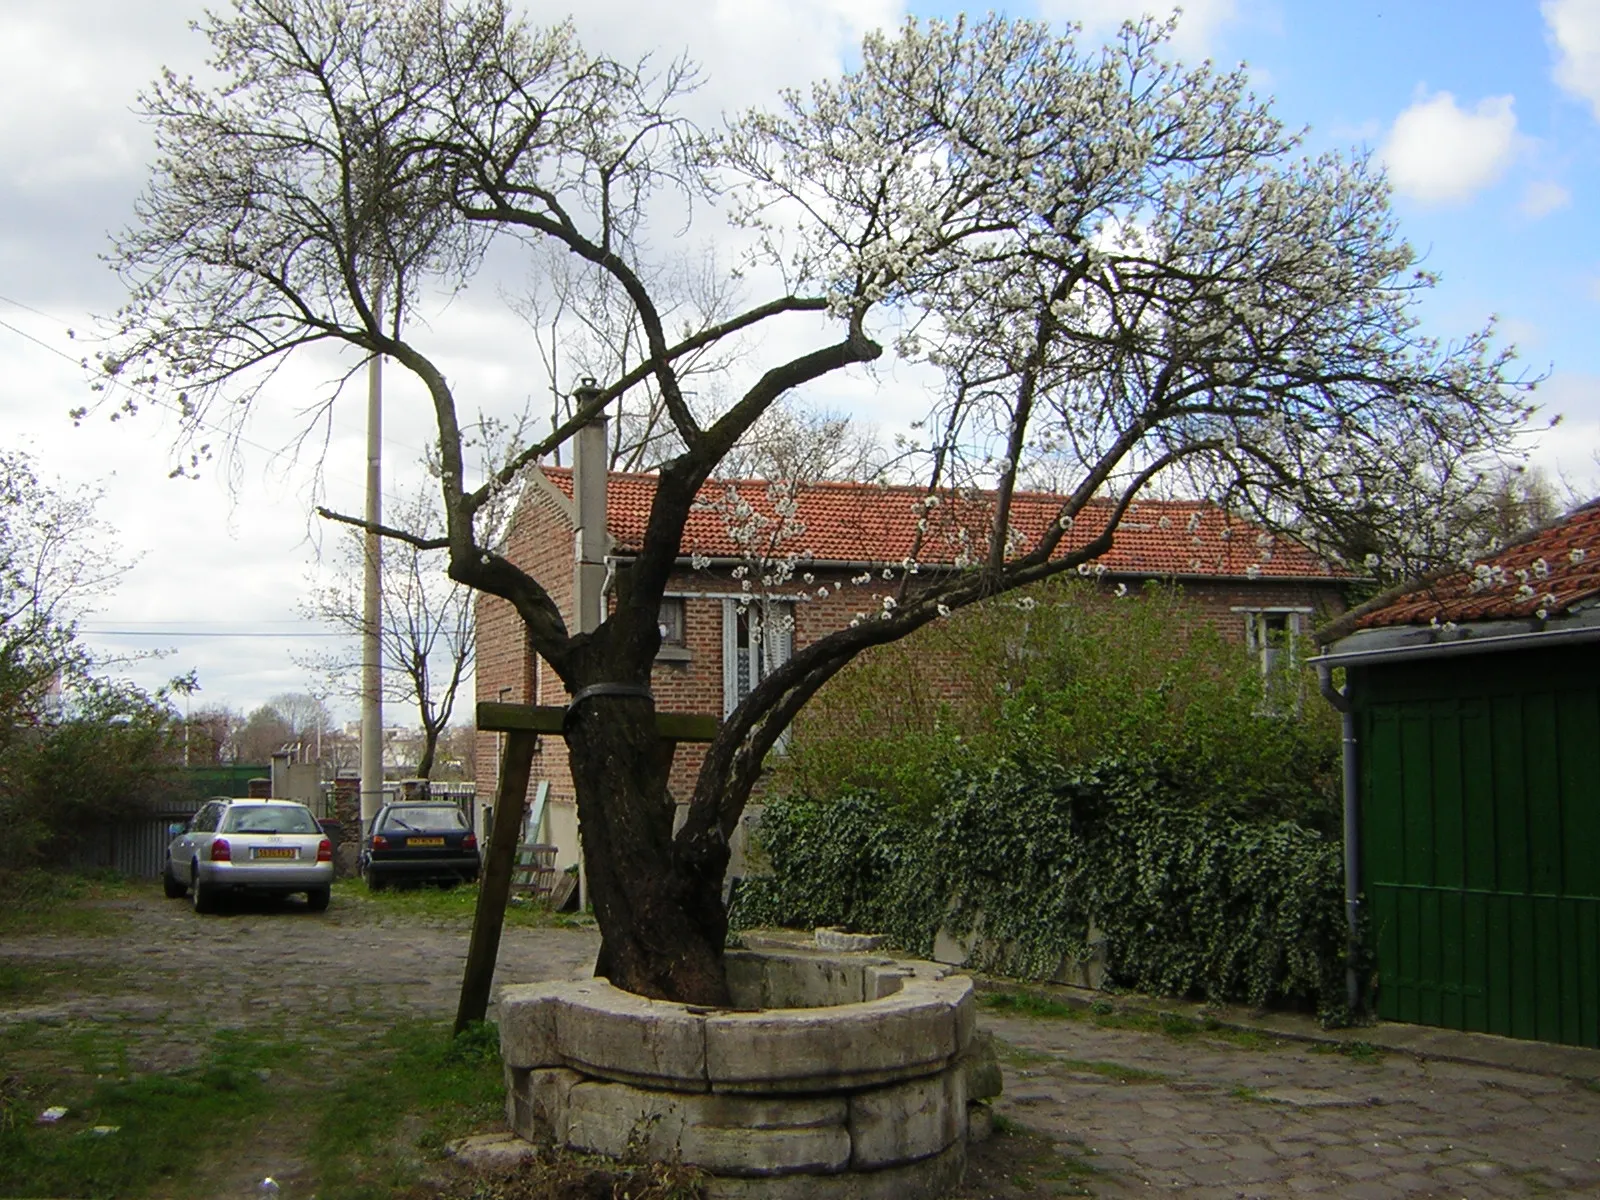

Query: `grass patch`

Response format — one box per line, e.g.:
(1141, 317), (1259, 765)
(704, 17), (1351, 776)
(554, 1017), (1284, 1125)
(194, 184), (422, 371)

(333, 879), (586, 929)
(0, 1028), (302, 1198)
(0, 870), (139, 937)
(979, 991), (1084, 1022)
(1313, 1039), (1386, 1064)
(1055, 1058), (1170, 1084)
(305, 1019), (510, 1199)
(0, 960), (130, 1004)
(1230, 1083), (1266, 1102)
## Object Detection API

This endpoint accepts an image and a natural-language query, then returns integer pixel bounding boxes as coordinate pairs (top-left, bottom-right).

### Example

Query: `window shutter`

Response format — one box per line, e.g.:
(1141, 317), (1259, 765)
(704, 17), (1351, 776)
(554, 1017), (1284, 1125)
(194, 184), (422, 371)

(722, 598), (740, 718)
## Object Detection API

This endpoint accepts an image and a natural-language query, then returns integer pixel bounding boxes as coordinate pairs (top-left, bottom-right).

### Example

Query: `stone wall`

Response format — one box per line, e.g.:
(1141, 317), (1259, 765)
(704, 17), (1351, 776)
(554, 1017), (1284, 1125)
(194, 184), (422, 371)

(498, 950), (999, 1198)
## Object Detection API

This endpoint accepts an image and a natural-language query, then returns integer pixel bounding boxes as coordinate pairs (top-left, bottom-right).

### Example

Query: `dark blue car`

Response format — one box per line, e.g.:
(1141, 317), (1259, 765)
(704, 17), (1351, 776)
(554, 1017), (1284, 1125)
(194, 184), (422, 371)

(360, 802), (480, 890)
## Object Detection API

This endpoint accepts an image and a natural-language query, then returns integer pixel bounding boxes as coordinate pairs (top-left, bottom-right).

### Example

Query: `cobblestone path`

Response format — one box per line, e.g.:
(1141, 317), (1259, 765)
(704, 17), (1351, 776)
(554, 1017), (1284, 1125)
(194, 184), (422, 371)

(978, 1009), (1600, 1198)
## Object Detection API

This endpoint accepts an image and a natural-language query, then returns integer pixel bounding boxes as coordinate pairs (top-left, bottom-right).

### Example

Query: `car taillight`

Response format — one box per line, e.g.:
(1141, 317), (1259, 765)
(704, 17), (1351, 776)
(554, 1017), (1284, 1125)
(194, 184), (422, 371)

(317, 839), (332, 862)
(371, 834), (389, 849)
(462, 834), (477, 850)
(210, 838), (231, 862)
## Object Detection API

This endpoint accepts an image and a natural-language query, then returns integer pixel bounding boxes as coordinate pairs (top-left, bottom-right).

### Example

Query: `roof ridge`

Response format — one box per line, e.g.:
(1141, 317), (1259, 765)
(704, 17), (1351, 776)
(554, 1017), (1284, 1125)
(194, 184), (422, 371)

(540, 463), (1228, 510)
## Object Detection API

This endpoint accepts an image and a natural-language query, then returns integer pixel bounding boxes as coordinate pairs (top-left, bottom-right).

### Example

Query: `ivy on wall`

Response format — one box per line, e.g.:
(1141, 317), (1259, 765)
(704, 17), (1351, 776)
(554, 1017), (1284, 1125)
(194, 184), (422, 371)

(735, 762), (1353, 1021)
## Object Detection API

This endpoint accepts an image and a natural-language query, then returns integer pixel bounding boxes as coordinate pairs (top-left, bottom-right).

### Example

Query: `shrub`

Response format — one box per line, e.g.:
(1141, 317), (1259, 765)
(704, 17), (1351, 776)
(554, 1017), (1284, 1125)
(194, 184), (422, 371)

(736, 762), (1351, 1019)
(773, 579), (1342, 833)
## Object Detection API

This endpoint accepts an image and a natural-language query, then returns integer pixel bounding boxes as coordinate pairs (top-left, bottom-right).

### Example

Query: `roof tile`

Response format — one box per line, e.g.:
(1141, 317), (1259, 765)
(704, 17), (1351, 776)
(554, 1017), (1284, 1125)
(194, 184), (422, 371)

(1354, 499), (1600, 629)
(538, 468), (1342, 581)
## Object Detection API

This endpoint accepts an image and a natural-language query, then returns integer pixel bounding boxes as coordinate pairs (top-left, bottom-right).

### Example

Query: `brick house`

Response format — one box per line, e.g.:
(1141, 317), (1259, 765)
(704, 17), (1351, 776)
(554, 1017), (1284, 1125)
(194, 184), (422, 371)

(476, 466), (1350, 881)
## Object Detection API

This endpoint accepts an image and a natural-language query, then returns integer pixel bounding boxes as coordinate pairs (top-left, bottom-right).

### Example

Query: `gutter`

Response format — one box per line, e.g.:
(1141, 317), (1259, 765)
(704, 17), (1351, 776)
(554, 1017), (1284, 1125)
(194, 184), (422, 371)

(1311, 622), (1600, 669)
(1316, 662), (1362, 1016)
(607, 551), (1348, 586)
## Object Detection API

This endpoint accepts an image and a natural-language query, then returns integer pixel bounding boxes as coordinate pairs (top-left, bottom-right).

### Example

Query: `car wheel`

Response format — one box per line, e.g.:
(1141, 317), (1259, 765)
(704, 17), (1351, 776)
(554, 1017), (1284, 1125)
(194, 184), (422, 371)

(363, 865), (387, 892)
(191, 866), (217, 914)
(305, 886), (330, 913)
(162, 860), (187, 899)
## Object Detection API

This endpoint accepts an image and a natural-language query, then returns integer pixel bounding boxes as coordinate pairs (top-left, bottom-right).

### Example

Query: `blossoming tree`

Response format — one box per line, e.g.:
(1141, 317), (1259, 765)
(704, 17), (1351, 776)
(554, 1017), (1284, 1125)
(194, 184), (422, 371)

(106, 0), (1533, 1004)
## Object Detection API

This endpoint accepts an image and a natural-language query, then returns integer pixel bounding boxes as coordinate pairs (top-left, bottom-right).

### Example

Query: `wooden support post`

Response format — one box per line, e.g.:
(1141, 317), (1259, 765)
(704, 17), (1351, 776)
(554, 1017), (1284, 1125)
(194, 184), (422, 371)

(454, 727), (538, 1034)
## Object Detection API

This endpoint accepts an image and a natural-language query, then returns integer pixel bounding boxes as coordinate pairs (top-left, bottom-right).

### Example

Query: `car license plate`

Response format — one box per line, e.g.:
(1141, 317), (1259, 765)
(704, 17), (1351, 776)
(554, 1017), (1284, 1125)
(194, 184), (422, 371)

(253, 847), (297, 860)
(408, 837), (445, 847)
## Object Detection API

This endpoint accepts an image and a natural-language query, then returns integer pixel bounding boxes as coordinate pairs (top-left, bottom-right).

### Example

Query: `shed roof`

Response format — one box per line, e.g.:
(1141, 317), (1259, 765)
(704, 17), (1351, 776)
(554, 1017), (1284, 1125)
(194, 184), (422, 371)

(537, 467), (1343, 581)
(1351, 500), (1600, 630)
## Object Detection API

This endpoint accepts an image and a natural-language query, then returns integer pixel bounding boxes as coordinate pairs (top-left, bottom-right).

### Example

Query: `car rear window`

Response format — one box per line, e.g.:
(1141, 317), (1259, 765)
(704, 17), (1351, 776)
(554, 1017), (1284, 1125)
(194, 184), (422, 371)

(222, 805), (321, 834)
(379, 805), (468, 832)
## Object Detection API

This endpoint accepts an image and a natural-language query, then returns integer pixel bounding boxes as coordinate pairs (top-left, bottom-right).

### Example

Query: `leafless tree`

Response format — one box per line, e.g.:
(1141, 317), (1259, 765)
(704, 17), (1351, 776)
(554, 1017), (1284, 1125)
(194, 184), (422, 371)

(301, 486), (474, 778)
(107, 3), (1533, 1004)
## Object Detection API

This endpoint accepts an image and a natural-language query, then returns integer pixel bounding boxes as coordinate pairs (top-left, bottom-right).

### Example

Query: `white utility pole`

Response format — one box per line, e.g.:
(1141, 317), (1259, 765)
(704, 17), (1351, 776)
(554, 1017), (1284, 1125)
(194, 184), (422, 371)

(569, 378), (607, 911)
(359, 291), (385, 833)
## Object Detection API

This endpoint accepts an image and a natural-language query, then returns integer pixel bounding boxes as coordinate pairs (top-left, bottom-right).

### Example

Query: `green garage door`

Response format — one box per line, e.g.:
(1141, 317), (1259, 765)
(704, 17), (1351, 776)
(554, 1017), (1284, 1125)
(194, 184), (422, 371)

(1358, 646), (1600, 1047)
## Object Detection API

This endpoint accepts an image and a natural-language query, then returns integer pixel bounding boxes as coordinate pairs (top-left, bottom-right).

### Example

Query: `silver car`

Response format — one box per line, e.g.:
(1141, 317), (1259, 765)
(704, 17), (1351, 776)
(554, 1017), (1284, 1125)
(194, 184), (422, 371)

(163, 798), (334, 913)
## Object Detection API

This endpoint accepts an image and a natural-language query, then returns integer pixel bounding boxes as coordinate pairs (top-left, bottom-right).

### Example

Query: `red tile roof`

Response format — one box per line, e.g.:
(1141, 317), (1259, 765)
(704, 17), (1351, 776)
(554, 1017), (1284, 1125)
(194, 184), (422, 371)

(537, 468), (1342, 580)
(1354, 500), (1600, 629)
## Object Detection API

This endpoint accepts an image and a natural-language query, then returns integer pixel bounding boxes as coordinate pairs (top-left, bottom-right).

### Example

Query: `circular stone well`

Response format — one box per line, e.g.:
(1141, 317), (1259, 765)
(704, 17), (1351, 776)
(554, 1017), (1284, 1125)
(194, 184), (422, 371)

(497, 949), (998, 1198)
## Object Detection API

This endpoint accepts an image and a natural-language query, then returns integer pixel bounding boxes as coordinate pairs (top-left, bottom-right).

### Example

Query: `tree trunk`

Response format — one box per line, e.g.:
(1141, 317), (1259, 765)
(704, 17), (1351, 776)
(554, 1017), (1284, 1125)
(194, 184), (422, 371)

(416, 725), (437, 780)
(565, 693), (732, 1006)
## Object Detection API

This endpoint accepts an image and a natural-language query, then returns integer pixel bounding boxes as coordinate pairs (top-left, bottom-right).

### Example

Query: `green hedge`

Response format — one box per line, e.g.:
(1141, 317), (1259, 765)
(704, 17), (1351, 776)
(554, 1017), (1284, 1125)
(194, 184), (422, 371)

(735, 764), (1353, 1020)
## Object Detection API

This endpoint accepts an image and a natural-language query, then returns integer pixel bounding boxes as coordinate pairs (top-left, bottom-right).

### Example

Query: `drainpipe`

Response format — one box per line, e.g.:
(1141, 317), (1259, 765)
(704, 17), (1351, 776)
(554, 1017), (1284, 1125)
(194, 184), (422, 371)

(1317, 661), (1361, 1016)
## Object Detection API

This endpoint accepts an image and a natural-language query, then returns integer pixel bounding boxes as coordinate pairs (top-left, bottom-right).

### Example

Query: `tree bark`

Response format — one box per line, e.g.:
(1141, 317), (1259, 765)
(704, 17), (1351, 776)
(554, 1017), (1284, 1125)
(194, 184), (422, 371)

(565, 693), (732, 1006)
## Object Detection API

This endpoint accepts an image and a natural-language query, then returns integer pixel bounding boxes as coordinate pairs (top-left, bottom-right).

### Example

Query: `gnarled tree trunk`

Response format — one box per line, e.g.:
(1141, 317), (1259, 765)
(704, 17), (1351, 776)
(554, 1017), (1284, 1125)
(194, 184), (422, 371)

(565, 692), (733, 1006)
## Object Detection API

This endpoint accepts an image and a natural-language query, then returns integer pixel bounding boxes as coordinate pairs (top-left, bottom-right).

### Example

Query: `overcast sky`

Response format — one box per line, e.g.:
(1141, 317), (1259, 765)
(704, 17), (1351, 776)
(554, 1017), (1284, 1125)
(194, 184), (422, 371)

(2, 0), (1597, 725)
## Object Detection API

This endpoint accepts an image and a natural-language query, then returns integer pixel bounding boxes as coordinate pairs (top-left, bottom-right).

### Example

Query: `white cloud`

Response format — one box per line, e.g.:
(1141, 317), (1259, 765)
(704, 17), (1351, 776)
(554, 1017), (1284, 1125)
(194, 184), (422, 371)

(1037, 0), (1238, 59)
(1543, 0), (1600, 122)
(1380, 90), (1520, 206)
(1520, 179), (1573, 217)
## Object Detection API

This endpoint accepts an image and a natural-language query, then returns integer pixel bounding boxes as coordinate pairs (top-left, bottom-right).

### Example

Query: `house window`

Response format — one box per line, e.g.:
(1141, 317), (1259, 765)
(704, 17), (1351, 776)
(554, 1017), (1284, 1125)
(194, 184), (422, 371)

(723, 598), (794, 717)
(658, 597), (687, 649)
(1241, 609), (1305, 710)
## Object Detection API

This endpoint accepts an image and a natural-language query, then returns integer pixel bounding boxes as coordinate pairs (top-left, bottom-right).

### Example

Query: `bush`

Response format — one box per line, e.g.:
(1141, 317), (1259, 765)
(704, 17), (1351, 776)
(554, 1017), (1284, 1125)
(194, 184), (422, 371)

(773, 580), (1342, 833)
(0, 675), (183, 868)
(736, 762), (1352, 1019)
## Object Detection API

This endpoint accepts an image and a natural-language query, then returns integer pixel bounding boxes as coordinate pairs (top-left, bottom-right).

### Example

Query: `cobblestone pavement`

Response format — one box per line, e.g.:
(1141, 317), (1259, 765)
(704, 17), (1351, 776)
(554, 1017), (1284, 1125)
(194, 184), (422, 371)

(979, 1008), (1600, 1198)
(0, 887), (601, 1073)
(6, 891), (1600, 1198)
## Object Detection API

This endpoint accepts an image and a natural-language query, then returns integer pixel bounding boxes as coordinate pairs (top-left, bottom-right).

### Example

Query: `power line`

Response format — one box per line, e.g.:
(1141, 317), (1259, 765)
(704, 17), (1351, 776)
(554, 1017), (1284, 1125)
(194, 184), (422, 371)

(0, 294), (441, 512)
(82, 629), (352, 639)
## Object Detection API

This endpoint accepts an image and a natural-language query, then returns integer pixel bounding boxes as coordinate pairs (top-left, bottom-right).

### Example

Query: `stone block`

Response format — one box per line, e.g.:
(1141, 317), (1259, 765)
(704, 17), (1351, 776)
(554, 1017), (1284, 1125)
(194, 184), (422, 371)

(705, 984), (959, 1092)
(553, 981), (708, 1089)
(705, 1141), (966, 1200)
(865, 966), (908, 1000)
(959, 1030), (1003, 1102)
(680, 1092), (848, 1174)
(564, 1079), (688, 1160)
(952, 985), (976, 1053)
(814, 927), (888, 952)
(681, 1123), (851, 1176)
(723, 952), (768, 1009)
(447, 1131), (538, 1170)
(966, 1101), (994, 1144)
(498, 984), (564, 1068)
(760, 954), (866, 1008)
(506, 1066), (580, 1144)
(932, 924), (975, 967)
(848, 1067), (965, 1169)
